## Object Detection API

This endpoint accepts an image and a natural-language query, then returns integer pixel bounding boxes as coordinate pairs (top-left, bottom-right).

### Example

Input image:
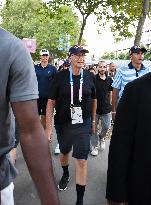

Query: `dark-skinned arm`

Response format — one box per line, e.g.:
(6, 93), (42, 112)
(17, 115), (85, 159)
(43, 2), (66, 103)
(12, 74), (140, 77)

(11, 100), (60, 205)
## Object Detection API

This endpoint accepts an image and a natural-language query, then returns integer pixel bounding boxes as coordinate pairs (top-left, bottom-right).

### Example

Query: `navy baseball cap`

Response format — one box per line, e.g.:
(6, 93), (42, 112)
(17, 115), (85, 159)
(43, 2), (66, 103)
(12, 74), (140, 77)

(129, 46), (147, 55)
(68, 45), (89, 56)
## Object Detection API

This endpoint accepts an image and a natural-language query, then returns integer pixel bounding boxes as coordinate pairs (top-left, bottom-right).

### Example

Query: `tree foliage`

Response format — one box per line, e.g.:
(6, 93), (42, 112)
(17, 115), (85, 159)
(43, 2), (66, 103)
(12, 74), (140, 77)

(48, 0), (151, 45)
(107, 0), (151, 44)
(101, 50), (151, 60)
(0, 0), (81, 59)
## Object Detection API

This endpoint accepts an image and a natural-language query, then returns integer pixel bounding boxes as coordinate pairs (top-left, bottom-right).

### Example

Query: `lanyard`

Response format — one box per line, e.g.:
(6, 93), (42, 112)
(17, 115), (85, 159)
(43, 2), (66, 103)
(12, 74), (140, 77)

(69, 66), (83, 105)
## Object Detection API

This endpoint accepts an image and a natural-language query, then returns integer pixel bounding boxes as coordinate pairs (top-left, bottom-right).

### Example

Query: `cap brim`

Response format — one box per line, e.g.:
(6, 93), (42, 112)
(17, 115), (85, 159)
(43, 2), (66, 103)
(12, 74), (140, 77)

(40, 52), (49, 55)
(130, 47), (147, 55)
(140, 48), (147, 53)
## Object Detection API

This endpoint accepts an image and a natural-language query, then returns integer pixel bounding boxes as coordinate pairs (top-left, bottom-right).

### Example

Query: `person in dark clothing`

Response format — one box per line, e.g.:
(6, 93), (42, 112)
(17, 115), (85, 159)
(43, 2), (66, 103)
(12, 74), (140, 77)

(106, 72), (151, 205)
(9, 121), (20, 165)
(91, 61), (112, 156)
(46, 45), (97, 205)
(35, 49), (57, 131)
(0, 28), (60, 205)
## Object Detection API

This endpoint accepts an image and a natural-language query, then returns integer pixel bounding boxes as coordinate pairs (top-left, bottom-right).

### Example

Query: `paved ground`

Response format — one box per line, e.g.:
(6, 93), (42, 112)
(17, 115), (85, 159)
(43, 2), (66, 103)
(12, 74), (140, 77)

(14, 130), (110, 205)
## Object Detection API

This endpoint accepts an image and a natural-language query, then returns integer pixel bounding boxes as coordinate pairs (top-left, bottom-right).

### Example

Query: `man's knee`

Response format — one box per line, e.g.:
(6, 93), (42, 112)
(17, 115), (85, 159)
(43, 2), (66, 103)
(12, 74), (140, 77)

(76, 159), (87, 169)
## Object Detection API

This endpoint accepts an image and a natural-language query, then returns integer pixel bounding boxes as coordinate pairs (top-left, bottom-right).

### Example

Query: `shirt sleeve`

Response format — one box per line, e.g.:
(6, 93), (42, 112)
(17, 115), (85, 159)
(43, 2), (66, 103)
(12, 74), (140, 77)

(8, 39), (38, 102)
(112, 68), (122, 90)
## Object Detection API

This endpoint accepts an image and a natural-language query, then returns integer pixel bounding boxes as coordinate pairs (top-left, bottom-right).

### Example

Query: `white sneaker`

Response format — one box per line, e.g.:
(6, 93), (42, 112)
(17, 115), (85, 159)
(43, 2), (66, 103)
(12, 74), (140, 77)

(54, 144), (60, 154)
(100, 139), (105, 151)
(91, 147), (98, 156)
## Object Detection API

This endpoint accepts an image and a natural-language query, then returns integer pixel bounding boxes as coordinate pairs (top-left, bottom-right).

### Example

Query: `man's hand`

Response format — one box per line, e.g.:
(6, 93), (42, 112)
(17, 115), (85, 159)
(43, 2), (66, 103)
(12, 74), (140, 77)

(45, 126), (53, 143)
(112, 112), (116, 122)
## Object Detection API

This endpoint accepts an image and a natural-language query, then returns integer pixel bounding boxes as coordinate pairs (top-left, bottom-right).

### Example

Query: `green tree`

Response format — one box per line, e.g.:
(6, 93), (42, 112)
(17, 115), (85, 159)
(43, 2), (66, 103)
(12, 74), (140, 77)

(101, 52), (117, 60)
(49, 0), (151, 45)
(134, 0), (150, 46)
(107, 0), (151, 44)
(0, 0), (81, 58)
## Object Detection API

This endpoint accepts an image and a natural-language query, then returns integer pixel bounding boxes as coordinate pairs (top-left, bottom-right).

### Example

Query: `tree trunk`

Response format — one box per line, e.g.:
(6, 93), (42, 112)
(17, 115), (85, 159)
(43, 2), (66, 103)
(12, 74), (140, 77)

(134, 0), (150, 46)
(78, 16), (87, 45)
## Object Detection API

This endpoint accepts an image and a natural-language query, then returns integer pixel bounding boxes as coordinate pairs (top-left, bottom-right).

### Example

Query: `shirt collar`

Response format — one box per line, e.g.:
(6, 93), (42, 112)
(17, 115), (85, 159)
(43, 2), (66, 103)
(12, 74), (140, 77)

(128, 62), (146, 70)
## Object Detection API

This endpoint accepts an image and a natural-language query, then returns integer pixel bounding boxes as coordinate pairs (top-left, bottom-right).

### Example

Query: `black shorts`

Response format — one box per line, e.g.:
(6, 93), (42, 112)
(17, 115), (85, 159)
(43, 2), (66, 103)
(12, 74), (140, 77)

(37, 97), (48, 115)
(55, 118), (91, 160)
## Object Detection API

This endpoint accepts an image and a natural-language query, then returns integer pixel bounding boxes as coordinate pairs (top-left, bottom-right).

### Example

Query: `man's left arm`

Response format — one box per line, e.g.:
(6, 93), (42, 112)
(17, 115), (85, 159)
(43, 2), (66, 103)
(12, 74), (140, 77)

(12, 100), (60, 205)
(91, 99), (97, 134)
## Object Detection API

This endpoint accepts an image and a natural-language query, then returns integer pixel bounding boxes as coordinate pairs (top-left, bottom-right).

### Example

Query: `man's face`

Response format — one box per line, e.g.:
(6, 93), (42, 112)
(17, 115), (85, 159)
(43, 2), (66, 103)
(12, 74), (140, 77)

(109, 63), (116, 72)
(98, 62), (107, 75)
(130, 51), (144, 65)
(70, 52), (86, 68)
(40, 54), (49, 63)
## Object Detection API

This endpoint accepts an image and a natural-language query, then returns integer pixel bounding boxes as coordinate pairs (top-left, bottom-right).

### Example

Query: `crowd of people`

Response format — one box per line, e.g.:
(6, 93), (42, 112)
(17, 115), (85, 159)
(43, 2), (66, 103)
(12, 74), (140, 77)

(1, 27), (151, 205)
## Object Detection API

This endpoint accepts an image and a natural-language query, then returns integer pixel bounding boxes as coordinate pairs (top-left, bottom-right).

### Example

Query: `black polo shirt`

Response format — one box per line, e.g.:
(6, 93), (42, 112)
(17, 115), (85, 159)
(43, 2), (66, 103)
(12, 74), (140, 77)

(96, 74), (113, 115)
(48, 70), (96, 124)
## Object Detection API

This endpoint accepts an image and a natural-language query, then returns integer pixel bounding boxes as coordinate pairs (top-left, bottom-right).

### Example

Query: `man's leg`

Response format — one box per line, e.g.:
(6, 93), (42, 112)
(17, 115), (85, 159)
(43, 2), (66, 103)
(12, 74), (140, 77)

(1, 182), (14, 205)
(90, 115), (100, 156)
(99, 113), (111, 150)
(38, 98), (48, 130)
(58, 153), (70, 191)
(75, 159), (87, 205)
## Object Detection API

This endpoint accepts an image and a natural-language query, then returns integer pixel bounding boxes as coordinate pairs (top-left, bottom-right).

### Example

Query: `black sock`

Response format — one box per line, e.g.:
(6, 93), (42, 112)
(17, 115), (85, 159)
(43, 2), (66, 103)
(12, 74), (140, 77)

(76, 184), (86, 205)
(62, 165), (69, 177)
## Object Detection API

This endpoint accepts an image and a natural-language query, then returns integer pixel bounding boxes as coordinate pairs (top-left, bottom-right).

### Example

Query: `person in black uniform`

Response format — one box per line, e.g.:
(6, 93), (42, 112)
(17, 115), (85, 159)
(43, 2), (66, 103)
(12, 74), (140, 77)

(106, 72), (151, 205)
(46, 45), (97, 205)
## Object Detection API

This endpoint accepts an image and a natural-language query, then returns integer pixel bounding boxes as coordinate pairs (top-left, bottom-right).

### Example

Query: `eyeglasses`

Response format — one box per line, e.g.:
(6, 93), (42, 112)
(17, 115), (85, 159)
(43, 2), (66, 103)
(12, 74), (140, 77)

(73, 53), (86, 58)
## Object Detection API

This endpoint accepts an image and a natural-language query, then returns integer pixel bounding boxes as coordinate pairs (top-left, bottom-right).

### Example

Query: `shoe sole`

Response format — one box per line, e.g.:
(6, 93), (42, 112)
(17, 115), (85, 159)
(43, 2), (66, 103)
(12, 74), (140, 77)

(54, 152), (60, 155)
(58, 178), (70, 191)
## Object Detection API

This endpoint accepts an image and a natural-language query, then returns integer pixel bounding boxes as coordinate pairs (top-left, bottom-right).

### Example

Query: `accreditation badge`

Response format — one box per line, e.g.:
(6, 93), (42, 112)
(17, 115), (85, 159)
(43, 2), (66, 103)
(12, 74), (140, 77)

(70, 106), (83, 124)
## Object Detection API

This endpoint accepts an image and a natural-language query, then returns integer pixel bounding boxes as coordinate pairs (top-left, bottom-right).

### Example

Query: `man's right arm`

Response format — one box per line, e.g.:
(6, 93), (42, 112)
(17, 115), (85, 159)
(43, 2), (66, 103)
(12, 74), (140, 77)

(45, 99), (56, 141)
(112, 88), (119, 122)
(12, 100), (60, 205)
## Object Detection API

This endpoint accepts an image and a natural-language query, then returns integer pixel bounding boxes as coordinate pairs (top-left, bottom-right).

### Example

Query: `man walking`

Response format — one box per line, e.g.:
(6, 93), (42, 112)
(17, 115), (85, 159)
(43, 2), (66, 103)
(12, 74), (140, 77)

(0, 28), (60, 205)
(91, 61), (112, 156)
(46, 45), (96, 205)
(35, 49), (57, 131)
(112, 46), (149, 121)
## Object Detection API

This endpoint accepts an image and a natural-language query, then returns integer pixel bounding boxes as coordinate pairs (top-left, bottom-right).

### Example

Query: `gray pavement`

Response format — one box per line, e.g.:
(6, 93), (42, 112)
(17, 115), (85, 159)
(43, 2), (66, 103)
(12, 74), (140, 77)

(14, 130), (110, 205)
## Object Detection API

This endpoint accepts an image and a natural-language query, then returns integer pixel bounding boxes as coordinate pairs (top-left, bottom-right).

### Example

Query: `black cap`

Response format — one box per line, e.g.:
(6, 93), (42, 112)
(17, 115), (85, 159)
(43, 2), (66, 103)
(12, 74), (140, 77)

(68, 45), (89, 56)
(129, 46), (147, 55)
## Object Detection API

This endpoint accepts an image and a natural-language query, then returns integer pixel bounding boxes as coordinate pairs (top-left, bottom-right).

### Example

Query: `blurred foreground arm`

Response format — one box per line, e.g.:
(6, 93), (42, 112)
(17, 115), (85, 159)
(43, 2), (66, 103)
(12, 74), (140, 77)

(12, 100), (60, 205)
